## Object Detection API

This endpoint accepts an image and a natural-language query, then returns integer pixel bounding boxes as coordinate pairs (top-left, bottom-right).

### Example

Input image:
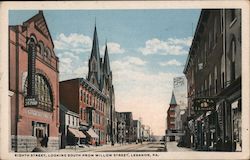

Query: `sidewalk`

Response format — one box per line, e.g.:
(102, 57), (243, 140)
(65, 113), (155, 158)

(59, 142), (139, 152)
(166, 141), (194, 152)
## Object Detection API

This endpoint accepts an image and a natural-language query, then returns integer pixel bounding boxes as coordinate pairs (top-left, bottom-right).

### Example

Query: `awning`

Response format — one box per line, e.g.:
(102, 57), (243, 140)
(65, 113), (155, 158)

(86, 128), (99, 139)
(68, 128), (86, 138)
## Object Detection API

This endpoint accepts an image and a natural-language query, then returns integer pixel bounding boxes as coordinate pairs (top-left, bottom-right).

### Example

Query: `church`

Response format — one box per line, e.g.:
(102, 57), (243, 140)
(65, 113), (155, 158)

(59, 25), (116, 146)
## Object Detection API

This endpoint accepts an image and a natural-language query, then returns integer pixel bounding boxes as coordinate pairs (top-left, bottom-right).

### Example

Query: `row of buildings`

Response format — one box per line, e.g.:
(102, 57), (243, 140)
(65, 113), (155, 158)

(166, 9), (242, 152)
(168, 9), (242, 152)
(8, 10), (152, 152)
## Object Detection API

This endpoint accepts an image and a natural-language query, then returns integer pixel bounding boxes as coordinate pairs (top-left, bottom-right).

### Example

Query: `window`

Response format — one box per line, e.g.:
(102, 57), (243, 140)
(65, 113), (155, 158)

(86, 94), (89, 104)
(80, 108), (83, 120)
(24, 73), (53, 112)
(84, 92), (86, 103)
(80, 90), (83, 101)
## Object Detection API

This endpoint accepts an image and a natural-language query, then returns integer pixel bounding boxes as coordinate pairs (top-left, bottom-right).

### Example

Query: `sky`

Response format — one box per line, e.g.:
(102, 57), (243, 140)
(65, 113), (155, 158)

(9, 9), (201, 135)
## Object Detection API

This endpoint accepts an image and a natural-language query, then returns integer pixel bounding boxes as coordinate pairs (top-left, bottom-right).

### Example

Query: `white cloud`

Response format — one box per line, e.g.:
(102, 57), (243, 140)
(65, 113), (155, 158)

(101, 42), (125, 54)
(54, 33), (92, 53)
(159, 59), (182, 66)
(111, 57), (184, 135)
(139, 37), (192, 55)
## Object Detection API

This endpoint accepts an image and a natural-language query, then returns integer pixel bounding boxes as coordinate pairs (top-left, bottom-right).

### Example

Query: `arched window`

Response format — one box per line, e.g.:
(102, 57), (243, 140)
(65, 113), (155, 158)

(38, 41), (44, 55)
(29, 35), (37, 44)
(45, 48), (51, 59)
(24, 73), (53, 112)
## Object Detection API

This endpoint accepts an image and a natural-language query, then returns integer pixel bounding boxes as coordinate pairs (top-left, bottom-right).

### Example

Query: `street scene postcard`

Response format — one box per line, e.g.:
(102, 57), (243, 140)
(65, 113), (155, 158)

(0, 1), (249, 160)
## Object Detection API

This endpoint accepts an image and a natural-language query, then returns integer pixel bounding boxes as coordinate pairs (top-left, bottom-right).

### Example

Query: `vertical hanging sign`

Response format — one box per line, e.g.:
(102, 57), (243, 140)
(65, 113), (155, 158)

(25, 38), (38, 106)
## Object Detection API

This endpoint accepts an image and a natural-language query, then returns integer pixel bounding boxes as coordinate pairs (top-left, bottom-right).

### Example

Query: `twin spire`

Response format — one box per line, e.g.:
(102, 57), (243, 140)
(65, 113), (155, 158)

(88, 22), (111, 89)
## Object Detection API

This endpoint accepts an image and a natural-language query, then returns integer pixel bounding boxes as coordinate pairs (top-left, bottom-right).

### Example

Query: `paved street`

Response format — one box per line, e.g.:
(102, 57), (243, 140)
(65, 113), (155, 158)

(166, 141), (194, 152)
(58, 141), (195, 152)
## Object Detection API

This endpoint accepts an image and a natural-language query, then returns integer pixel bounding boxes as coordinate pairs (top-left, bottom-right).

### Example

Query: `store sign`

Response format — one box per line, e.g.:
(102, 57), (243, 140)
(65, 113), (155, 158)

(25, 97), (38, 106)
(27, 109), (52, 120)
(193, 98), (216, 112)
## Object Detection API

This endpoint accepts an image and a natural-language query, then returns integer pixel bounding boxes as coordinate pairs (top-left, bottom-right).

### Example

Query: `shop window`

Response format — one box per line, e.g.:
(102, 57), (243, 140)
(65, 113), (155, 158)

(24, 73), (53, 112)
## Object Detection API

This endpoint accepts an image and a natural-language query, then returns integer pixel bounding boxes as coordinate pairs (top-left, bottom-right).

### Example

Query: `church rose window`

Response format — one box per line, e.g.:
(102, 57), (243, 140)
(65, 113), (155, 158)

(24, 73), (53, 112)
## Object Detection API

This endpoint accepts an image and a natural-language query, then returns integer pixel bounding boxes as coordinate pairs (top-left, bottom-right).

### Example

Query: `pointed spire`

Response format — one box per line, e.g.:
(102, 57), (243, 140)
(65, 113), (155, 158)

(91, 22), (100, 60)
(104, 42), (111, 75)
(88, 23), (101, 86)
(170, 91), (177, 105)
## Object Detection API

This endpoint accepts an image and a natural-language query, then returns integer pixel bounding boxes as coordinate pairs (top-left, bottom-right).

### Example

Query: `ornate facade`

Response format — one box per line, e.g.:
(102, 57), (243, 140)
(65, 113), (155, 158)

(9, 11), (60, 152)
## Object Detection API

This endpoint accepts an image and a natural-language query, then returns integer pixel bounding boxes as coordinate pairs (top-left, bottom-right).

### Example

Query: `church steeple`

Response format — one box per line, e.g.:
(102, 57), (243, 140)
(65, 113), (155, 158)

(170, 91), (177, 105)
(103, 43), (111, 76)
(88, 24), (101, 88)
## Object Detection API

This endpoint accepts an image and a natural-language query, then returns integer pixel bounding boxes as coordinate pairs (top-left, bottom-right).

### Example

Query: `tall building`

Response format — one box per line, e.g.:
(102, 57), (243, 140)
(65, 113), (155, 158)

(9, 11), (60, 152)
(183, 9), (241, 151)
(87, 25), (116, 145)
(166, 92), (177, 141)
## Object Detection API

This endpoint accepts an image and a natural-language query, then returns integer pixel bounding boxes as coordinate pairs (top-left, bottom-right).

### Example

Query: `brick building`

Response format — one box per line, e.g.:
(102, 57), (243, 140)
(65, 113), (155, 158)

(59, 78), (106, 145)
(9, 11), (60, 152)
(183, 9), (241, 151)
(166, 92), (177, 141)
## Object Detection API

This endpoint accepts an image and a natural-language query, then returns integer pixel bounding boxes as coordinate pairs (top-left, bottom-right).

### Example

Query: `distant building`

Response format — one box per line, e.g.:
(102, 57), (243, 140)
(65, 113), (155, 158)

(132, 120), (142, 143)
(116, 112), (126, 144)
(9, 11), (60, 152)
(120, 112), (133, 143)
(166, 92), (177, 141)
(183, 9), (241, 151)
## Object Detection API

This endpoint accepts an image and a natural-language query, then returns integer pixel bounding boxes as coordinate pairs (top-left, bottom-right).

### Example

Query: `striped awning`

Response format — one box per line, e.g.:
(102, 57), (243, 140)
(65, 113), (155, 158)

(86, 128), (99, 139)
(68, 128), (86, 138)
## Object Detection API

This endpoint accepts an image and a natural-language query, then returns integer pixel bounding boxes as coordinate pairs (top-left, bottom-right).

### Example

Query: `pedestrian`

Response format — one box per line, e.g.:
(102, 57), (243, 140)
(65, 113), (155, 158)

(44, 134), (48, 148)
(40, 135), (45, 147)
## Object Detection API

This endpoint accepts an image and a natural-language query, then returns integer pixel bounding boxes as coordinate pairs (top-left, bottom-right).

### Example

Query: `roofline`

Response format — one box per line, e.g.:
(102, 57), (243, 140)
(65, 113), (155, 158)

(23, 10), (55, 48)
(183, 9), (204, 74)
